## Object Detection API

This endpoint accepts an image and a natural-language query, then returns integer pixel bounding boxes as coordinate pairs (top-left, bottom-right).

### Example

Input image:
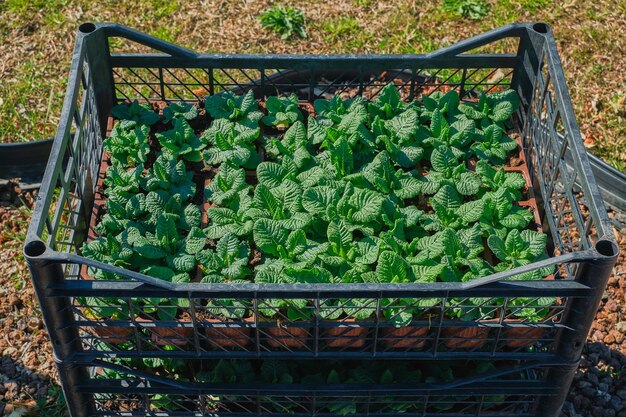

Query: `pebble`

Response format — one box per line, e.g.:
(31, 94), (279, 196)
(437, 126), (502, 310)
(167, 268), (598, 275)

(593, 406), (607, 417)
(612, 398), (625, 412)
(2, 347), (17, 357)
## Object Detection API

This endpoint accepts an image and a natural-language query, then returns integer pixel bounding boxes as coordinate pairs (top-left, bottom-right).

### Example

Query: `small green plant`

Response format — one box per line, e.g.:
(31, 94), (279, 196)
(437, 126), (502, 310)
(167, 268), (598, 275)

(205, 163), (250, 206)
(314, 95), (366, 125)
(302, 182), (395, 234)
(422, 145), (481, 196)
(479, 188), (534, 238)
(258, 6), (307, 40)
(488, 228), (553, 280)
(202, 118), (261, 168)
(82, 235), (134, 280)
(458, 89), (521, 130)
(368, 84), (414, 121)
(204, 190), (255, 239)
(111, 99), (160, 128)
(163, 101), (199, 124)
(422, 108), (475, 159)
(249, 180), (313, 230)
(262, 94), (304, 128)
(104, 124), (150, 167)
(475, 160), (526, 200)
(197, 233), (251, 282)
(252, 218), (311, 259)
(420, 90), (461, 121)
(156, 118), (206, 162)
(131, 213), (205, 274)
(422, 185), (484, 232)
(507, 297), (556, 322)
(470, 124), (518, 165)
(346, 151), (422, 200)
(441, 0), (489, 20)
(264, 121), (313, 169)
(142, 154), (196, 201)
(204, 90), (263, 127)
(198, 234), (252, 319)
(103, 165), (143, 201)
(370, 103), (424, 168)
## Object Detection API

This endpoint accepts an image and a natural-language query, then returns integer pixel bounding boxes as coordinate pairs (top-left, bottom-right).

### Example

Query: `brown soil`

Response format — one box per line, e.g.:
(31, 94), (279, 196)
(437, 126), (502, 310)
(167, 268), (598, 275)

(501, 322), (545, 348)
(381, 325), (429, 349)
(441, 322), (493, 349)
(323, 318), (370, 348)
(204, 316), (255, 348)
(264, 320), (309, 349)
(137, 312), (194, 347)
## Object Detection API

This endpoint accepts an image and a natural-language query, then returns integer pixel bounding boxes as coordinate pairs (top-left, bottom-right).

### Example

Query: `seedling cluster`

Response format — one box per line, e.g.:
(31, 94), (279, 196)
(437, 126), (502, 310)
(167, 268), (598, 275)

(83, 85), (554, 348)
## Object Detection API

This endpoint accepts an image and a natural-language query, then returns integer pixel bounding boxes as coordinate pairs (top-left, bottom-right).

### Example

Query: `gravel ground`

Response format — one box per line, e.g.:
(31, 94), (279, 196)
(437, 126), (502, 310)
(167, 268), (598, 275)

(0, 182), (624, 416)
(561, 218), (626, 417)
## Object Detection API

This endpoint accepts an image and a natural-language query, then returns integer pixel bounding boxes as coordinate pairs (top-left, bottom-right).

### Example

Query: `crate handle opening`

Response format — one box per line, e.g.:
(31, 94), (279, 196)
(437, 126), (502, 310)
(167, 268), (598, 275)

(79, 23), (96, 34)
(532, 23), (549, 34)
(595, 239), (619, 258)
(24, 240), (47, 258)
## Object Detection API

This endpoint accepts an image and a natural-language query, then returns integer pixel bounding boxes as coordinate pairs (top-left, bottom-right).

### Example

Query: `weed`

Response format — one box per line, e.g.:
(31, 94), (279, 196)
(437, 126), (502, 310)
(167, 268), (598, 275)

(441, 0), (490, 20)
(258, 6), (307, 40)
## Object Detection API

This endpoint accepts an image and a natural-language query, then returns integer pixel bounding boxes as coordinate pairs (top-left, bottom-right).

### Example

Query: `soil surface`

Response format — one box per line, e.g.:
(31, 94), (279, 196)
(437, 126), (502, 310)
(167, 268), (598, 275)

(0, 182), (624, 416)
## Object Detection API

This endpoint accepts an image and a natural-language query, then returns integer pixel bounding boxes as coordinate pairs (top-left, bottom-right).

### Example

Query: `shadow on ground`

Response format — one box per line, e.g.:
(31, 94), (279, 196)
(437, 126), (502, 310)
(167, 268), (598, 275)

(561, 342), (626, 417)
(0, 354), (66, 416)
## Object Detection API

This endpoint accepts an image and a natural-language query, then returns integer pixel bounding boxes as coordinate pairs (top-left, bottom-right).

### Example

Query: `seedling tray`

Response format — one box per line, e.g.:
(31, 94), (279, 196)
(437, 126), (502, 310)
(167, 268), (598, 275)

(25, 22), (617, 417)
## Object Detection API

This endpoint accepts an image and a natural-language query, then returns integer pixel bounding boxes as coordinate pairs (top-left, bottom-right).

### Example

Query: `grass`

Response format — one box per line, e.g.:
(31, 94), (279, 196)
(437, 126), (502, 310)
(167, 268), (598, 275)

(0, 0), (624, 170)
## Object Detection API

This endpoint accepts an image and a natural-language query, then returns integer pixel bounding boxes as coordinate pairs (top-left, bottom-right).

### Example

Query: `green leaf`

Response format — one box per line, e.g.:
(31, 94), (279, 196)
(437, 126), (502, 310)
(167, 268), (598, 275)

(142, 265), (177, 281)
(168, 252), (196, 272)
(377, 251), (412, 283)
(184, 227), (206, 255)
(253, 183), (282, 219)
(430, 146), (456, 173)
(522, 229), (547, 258)
(491, 101), (515, 122)
(163, 101), (198, 124)
(156, 213), (179, 249)
(327, 219), (352, 258)
(457, 172), (482, 196)
(257, 161), (291, 188)
(487, 235), (507, 261)
(253, 218), (289, 257)
(432, 185), (461, 210)
(457, 199), (484, 224)
(329, 137), (353, 177)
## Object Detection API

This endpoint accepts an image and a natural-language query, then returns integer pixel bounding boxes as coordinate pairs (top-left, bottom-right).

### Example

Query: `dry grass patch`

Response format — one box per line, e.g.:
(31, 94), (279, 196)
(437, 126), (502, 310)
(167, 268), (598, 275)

(0, 0), (624, 169)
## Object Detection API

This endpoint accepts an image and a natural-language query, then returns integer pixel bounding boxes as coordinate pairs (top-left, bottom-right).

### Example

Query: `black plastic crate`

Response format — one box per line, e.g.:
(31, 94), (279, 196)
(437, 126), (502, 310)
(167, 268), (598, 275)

(77, 359), (560, 417)
(24, 22), (618, 417)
